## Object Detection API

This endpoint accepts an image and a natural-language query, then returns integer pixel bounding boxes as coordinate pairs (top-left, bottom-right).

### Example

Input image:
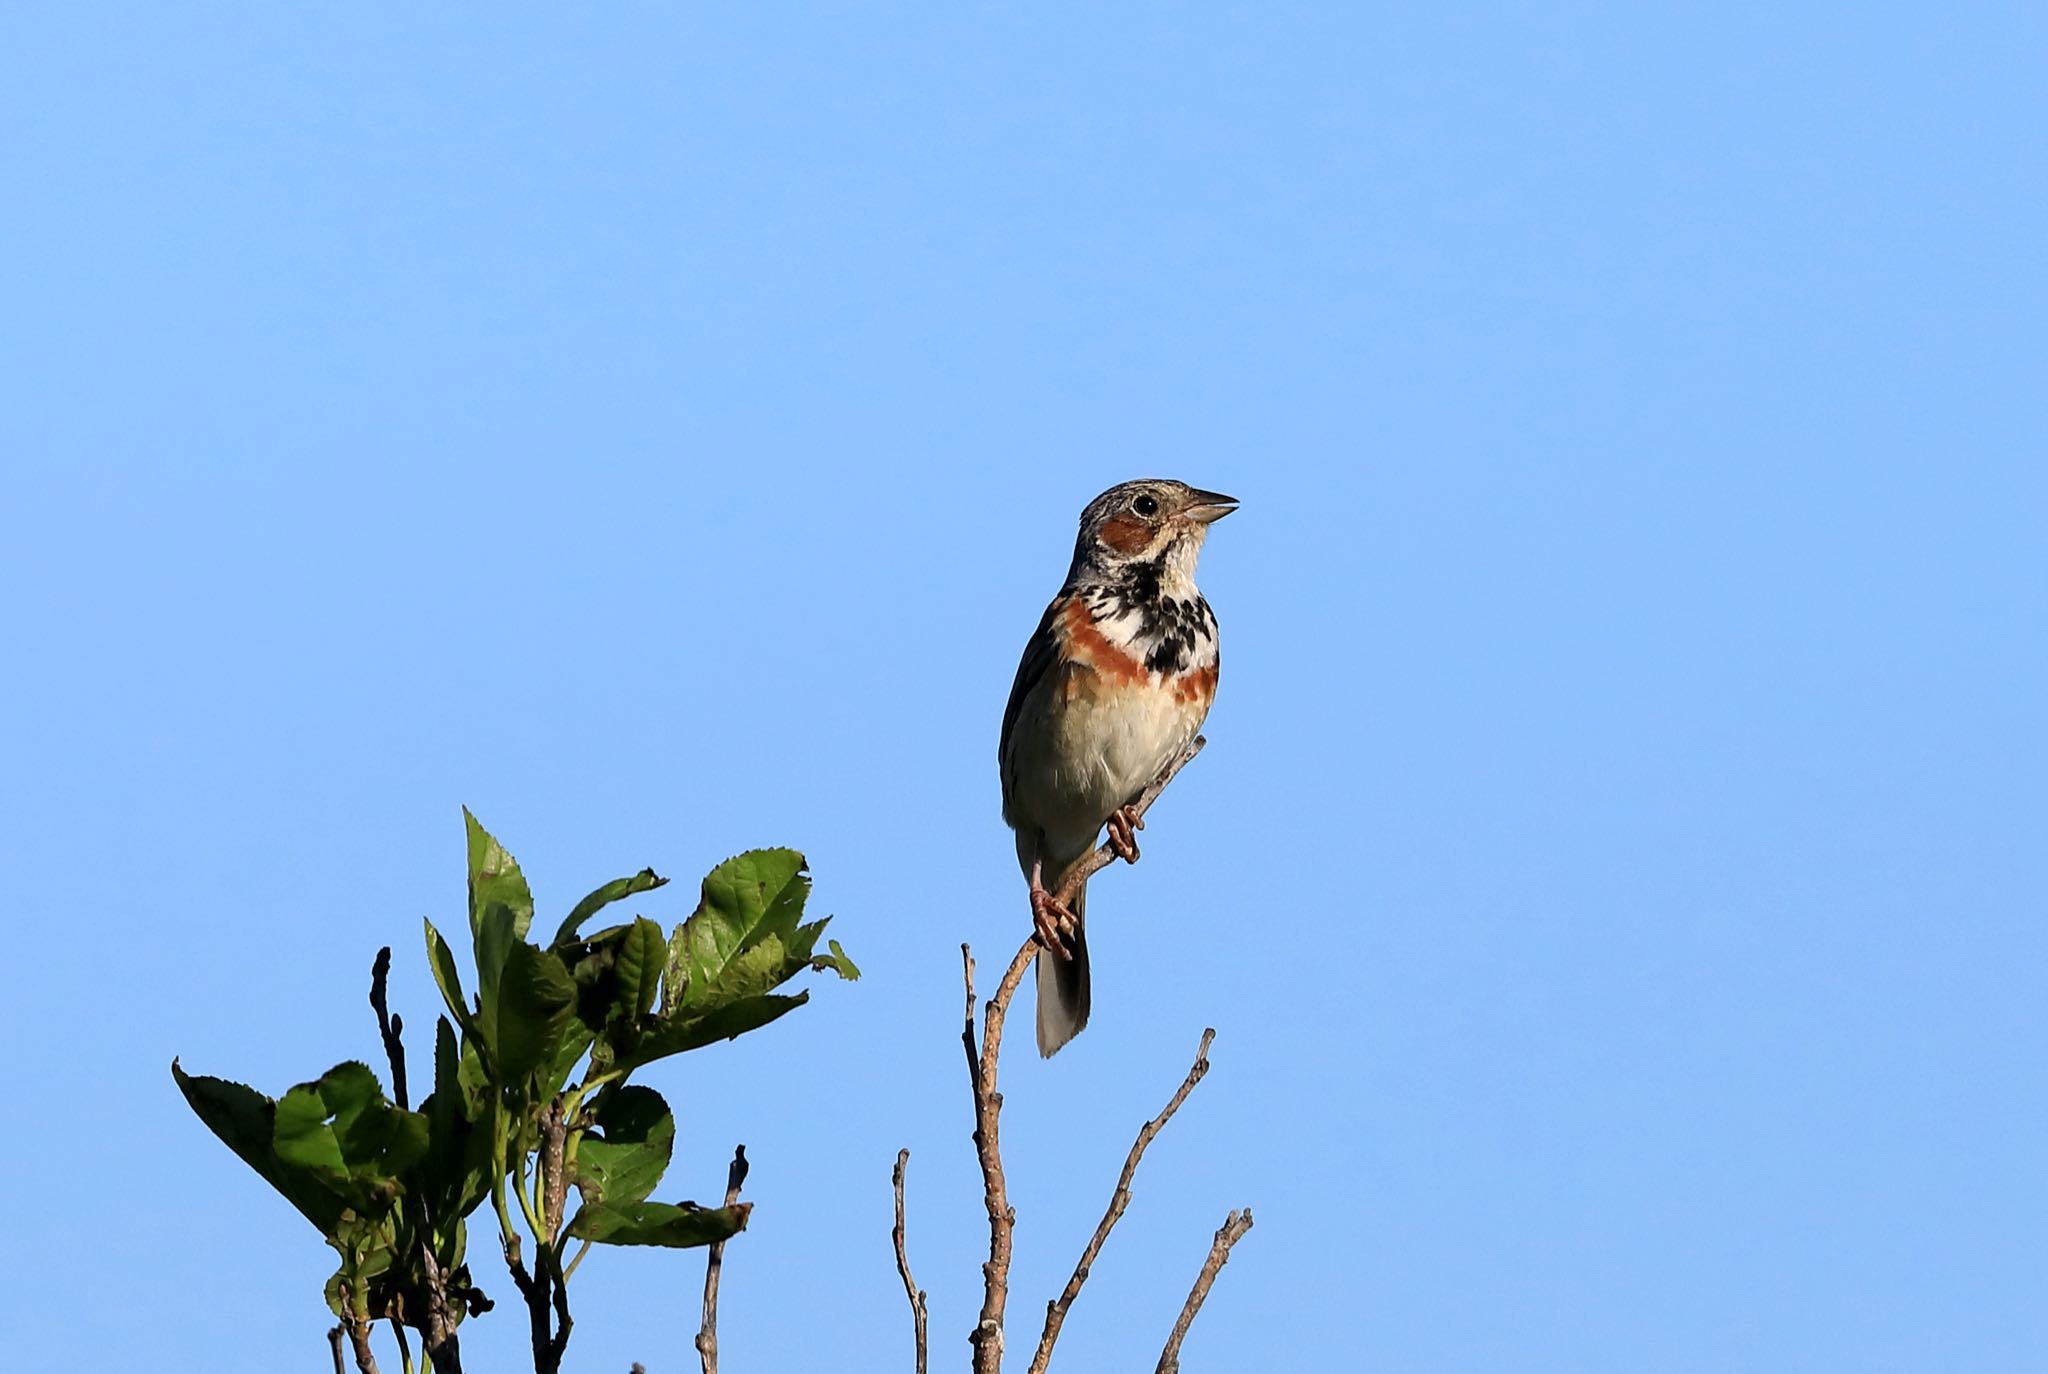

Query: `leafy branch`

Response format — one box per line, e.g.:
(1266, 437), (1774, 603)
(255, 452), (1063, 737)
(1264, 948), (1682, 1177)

(175, 811), (857, 1373)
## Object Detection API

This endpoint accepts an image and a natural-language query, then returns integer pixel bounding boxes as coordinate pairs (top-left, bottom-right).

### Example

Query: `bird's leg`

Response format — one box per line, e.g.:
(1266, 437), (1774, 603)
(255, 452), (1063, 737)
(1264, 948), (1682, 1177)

(1105, 805), (1145, 864)
(1028, 859), (1076, 959)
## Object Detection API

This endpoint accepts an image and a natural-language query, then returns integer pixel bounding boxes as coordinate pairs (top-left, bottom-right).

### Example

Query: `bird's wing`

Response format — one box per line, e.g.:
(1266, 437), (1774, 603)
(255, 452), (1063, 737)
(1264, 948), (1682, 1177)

(998, 593), (1067, 803)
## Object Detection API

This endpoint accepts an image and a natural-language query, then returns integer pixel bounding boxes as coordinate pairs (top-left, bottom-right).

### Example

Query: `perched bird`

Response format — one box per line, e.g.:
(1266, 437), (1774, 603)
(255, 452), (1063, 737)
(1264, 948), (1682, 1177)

(998, 478), (1236, 1056)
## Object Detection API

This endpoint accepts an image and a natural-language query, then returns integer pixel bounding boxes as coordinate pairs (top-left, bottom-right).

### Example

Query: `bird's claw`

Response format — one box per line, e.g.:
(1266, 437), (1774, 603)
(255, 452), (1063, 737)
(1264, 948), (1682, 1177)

(1106, 805), (1145, 864)
(1030, 886), (1078, 960)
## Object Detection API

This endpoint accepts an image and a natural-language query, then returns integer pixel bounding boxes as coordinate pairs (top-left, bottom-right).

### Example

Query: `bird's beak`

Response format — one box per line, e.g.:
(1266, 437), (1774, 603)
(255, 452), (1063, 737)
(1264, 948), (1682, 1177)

(1184, 489), (1239, 523)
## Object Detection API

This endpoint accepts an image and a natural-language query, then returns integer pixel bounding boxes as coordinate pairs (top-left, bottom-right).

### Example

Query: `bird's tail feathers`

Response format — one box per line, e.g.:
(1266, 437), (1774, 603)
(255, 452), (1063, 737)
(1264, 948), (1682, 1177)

(1035, 880), (1090, 1057)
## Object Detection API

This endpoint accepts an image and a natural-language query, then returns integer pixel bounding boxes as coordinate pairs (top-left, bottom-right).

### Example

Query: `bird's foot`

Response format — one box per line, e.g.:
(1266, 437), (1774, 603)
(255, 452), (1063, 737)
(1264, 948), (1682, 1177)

(1105, 805), (1145, 864)
(1030, 885), (1078, 959)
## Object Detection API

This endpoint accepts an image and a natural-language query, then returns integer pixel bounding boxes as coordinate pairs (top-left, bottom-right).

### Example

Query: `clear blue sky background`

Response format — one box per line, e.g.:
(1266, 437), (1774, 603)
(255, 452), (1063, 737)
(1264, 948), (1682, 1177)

(4, 6), (2043, 1371)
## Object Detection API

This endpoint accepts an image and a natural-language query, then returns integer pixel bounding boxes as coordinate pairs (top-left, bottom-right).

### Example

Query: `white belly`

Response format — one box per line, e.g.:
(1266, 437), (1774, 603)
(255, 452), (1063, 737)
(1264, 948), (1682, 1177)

(1007, 670), (1207, 859)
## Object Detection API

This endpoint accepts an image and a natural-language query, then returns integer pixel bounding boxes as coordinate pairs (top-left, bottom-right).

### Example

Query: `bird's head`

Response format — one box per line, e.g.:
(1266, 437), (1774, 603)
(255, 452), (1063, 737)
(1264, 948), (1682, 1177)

(1069, 479), (1237, 587)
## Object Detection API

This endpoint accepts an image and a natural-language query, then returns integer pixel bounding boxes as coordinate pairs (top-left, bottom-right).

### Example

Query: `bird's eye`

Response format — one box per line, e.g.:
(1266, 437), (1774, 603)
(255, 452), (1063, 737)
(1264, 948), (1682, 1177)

(1132, 494), (1160, 517)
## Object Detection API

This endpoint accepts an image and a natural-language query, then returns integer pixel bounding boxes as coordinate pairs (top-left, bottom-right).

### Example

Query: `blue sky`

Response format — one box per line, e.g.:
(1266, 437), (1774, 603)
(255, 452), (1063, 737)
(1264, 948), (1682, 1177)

(4, 5), (2044, 1370)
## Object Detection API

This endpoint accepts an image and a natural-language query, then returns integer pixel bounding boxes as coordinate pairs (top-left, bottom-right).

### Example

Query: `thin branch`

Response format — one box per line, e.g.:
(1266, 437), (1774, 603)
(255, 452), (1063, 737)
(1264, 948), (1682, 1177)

(892, 1149), (930, 1374)
(502, 1098), (577, 1374)
(504, 1248), (544, 1367)
(962, 939), (1036, 1374)
(978, 940), (1040, 1103)
(543, 1245), (573, 1372)
(695, 1144), (750, 1374)
(1155, 1209), (1254, 1374)
(389, 1318), (414, 1374)
(369, 947), (408, 1110)
(961, 945), (1002, 1373)
(1051, 735), (1207, 906)
(416, 1246), (466, 1373)
(329, 1326), (347, 1374)
(539, 1097), (571, 1246)
(344, 1313), (384, 1374)
(503, 1228), (567, 1374)
(1028, 1029), (1217, 1374)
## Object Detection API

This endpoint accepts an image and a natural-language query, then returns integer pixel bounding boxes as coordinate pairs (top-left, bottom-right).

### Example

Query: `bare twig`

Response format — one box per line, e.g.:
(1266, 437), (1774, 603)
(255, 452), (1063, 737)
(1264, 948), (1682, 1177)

(695, 1144), (750, 1374)
(1155, 1209), (1254, 1374)
(961, 946), (1004, 1372)
(369, 947), (408, 1110)
(504, 1248), (543, 1366)
(544, 1249), (573, 1369)
(962, 938), (1037, 1373)
(1028, 1029), (1217, 1374)
(1051, 735), (1206, 906)
(329, 1325), (347, 1374)
(892, 1149), (930, 1374)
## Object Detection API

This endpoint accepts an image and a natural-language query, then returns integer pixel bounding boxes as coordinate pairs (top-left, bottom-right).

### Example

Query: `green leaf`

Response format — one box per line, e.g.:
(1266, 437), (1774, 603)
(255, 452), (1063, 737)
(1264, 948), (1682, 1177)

(648, 849), (854, 1040)
(464, 808), (533, 943)
(457, 1031), (489, 1109)
(273, 1062), (429, 1208)
(781, 916), (854, 975)
(612, 992), (809, 1075)
(421, 1017), (493, 1220)
(676, 849), (811, 1008)
(433, 1017), (463, 1121)
(493, 943), (579, 1083)
(573, 1085), (674, 1207)
(553, 868), (667, 949)
(816, 937), (861, 981)
(570, 1200), (749, 1249)
(173, 1060), (345, 1233)
(273, 1077), (352, 1173)
(615, 916), (666, 1024)
(538, 1015), (597, 1099)
(662, 922), (689, 1014)
(562, 922), (632, 1036)
(424, 1018), (462, 1188)
(473, 903), (519, 1038)
(424, 918), (481, 1050)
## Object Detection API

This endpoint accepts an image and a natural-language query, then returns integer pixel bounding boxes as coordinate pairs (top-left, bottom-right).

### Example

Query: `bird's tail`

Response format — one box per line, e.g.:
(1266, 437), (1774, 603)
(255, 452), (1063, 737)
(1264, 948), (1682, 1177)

(1035, 880), (1090, 1057)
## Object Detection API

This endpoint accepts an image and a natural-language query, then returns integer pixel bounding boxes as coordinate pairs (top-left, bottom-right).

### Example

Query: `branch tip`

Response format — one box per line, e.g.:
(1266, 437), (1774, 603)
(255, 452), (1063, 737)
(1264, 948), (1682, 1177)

(1028, 1023), (1226, 1373)
(696, 1143), (750, 1374)
(892, 1148), (930, 1374)
(1156, 1208), (1255, 1374)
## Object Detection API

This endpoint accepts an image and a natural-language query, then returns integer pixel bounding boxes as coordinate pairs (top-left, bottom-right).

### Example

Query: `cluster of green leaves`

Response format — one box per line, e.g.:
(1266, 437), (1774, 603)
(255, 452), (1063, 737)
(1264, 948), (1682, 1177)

(174, 811), (856, 1365)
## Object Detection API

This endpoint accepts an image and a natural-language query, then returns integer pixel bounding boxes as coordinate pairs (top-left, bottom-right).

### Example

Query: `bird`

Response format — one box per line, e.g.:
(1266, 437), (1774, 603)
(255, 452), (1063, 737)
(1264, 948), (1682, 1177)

(998, 478), (1236, 1056)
